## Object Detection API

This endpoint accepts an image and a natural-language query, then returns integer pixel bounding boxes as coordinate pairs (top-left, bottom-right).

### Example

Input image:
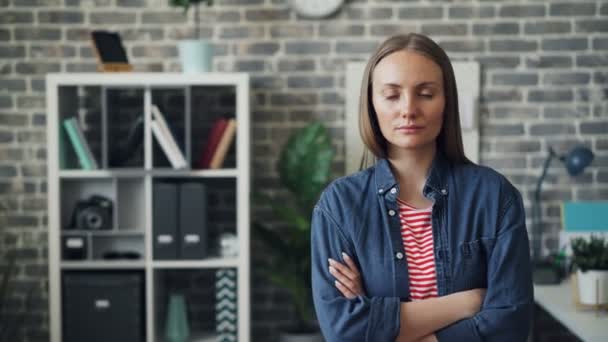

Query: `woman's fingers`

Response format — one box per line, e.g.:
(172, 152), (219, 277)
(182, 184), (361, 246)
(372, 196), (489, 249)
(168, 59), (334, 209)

(341, 252), (360, 276)
(328, 257), (359, 281)
(335, 280), (357, 299)
(328, 255), (364, 297)
(329, 265), (356, 290)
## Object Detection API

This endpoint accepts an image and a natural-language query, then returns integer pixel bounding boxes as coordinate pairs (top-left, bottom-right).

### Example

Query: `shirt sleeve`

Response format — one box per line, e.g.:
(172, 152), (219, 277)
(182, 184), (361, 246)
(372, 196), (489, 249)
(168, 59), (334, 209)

(311, 205), (401, 342)
(435, 191), (534, 342)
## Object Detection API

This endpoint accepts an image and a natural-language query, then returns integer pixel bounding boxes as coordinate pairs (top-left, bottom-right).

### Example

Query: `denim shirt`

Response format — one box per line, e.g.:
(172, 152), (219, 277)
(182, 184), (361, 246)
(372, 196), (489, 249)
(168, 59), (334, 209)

(311, 153), (533, 342)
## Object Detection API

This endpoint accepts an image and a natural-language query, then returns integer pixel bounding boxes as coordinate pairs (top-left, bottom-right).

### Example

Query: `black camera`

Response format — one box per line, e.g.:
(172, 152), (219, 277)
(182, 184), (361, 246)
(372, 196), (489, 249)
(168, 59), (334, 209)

(69, 195), (113, 230)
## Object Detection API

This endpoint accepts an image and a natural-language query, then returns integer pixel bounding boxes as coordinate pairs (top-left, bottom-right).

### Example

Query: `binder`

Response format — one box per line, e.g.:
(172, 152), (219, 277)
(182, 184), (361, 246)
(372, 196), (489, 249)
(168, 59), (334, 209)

(178, 182), (208, 259)
(153, 182), (178, 259)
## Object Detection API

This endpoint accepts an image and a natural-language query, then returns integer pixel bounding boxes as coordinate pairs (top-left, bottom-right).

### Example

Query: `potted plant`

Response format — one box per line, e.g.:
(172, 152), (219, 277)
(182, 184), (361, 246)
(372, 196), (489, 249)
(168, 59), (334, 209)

(254, 122), (334, 342)
(169, 0), (214, 73)
(570, 235), (608, 305)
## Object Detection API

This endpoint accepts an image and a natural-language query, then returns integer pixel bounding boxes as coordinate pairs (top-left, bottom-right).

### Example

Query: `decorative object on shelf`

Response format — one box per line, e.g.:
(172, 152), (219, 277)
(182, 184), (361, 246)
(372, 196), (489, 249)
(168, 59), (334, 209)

(61, 235), (88, 260)
(253, 121), (334, 339)
(68, 194), (113, 231)
(532, 145), (594, 285)
(165, 293), (190, 342)
(570, 236), (608, 306)
(289, 0), (345, 19)
(215, 269), (237, 342)
(219, 233), (238, 257)
(90, 30), (133, 72)
(170, 0), (214, 73)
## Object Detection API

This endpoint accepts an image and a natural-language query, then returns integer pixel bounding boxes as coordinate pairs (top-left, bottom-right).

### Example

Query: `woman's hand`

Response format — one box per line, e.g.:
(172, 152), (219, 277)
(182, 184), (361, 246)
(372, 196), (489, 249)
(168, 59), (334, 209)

(328, 252), (365, 298)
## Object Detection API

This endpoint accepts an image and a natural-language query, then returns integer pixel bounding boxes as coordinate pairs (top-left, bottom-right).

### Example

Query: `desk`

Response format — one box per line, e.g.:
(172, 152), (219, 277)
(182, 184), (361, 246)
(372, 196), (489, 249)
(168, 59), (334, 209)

(534, 281), (608, 342)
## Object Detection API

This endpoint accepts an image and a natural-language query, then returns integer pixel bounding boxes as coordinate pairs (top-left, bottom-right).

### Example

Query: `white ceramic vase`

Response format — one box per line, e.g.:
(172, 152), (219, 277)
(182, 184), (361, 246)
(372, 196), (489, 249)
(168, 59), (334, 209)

(576, 269), (608, 305)
(178, 40), (213, 73)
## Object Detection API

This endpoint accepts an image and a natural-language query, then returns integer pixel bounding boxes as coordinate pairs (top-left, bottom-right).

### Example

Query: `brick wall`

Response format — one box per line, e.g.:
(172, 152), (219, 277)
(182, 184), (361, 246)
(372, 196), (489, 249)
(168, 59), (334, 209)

(0, 0), (606, 341)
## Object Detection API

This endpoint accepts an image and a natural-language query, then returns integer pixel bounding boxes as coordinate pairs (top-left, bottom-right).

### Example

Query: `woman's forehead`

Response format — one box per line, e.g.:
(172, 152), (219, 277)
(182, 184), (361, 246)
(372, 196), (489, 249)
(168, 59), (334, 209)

(373, 50), (443, 87)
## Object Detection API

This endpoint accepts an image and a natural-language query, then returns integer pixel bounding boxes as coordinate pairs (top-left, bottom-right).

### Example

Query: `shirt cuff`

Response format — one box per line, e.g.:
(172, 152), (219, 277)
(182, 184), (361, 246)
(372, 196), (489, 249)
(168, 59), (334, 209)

(436, 317), (482, 342)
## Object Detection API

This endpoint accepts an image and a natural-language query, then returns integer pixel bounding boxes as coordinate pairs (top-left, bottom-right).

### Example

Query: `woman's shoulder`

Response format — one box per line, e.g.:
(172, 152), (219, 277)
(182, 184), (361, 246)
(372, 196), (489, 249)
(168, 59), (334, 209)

(453, 162), (521, 199)
(317, 165), (375, 207)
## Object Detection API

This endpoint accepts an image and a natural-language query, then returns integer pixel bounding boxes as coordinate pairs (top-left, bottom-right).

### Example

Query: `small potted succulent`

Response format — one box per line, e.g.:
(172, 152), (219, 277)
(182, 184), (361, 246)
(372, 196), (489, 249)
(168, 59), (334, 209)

(570, 235), (608, 305)
(169, 0), (214, 73)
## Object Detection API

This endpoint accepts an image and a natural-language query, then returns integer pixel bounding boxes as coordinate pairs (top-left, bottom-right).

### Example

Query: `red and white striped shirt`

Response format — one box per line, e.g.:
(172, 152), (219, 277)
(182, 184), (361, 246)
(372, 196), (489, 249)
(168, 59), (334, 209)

(397, 198), (438, 301)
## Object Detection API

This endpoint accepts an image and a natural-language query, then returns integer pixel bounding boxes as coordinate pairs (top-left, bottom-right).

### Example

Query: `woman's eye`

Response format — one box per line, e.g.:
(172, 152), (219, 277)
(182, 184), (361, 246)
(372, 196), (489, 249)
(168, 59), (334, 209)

(385, 95), (399, 101)
(420, 94), (433, 98)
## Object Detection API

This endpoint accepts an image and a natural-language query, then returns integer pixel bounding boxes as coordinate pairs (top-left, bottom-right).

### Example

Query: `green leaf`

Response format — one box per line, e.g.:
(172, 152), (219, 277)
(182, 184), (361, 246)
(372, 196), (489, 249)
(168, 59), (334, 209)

(278, 122), (334, 209)
(252, 222), (289, 258)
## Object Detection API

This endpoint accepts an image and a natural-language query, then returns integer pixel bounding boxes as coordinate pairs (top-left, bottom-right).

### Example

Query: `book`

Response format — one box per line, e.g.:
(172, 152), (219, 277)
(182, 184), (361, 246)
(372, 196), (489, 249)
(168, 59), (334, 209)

(151, 105), (187, 168)
(209, 119), (237, 169)
(196, 118), (229, 169)
(151, 120), (187, 169)
(62, 117), (98, 170)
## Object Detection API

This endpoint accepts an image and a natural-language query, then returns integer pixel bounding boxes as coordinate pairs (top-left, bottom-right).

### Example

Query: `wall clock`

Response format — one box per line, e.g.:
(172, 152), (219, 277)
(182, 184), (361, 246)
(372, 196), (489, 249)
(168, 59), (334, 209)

(290, 0), (345, 19)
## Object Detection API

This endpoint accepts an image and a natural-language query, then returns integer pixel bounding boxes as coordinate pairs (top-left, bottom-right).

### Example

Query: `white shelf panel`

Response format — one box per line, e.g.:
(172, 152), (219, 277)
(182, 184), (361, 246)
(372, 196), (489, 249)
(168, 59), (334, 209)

(47, 72), (248, 86)
(61, 261), (145, 269)
(152, 258), (239, 269)
(62, 229), (144, 235)
(149, 169), (238, 178)
(59, 168), (238, 178)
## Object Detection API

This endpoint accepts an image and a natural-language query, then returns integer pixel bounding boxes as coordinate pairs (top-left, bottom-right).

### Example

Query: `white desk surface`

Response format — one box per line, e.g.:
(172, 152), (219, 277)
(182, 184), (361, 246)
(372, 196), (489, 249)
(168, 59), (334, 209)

(534, 281), (608, 342)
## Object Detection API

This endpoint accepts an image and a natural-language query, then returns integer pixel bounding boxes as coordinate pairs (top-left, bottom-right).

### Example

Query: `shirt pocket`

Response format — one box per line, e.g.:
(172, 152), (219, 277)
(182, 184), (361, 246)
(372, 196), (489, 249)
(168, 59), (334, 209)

(456, 238), (496, 290)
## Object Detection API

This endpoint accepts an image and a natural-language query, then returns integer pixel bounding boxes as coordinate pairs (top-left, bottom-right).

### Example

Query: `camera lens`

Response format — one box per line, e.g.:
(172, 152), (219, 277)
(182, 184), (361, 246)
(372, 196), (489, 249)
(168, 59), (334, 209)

(84, 211), (103, 230)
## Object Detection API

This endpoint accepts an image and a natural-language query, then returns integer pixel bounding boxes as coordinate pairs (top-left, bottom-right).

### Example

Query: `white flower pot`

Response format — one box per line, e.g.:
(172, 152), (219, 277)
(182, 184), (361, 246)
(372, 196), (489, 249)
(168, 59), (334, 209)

(177, 40), (213, 73)
(576, 269), (608, 305)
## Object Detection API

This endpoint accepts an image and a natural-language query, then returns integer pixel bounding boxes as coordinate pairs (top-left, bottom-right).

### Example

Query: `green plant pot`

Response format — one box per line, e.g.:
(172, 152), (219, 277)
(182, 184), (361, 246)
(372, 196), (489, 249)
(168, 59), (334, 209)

(178, 40), (213, 73)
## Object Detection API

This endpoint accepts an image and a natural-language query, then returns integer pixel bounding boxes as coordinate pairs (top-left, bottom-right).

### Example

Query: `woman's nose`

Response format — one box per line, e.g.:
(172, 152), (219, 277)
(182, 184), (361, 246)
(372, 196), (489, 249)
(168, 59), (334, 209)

(399, 96), (418, 118)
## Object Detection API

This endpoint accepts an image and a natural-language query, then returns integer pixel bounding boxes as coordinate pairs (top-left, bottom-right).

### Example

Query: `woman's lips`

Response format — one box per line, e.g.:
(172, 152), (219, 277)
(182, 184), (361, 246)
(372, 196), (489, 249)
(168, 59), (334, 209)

(396, 126), (424, 133)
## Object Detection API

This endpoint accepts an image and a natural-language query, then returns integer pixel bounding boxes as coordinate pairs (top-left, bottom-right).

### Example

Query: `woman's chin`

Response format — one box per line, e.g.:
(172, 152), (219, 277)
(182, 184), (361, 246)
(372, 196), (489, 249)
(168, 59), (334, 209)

(389, 139), (436, 152)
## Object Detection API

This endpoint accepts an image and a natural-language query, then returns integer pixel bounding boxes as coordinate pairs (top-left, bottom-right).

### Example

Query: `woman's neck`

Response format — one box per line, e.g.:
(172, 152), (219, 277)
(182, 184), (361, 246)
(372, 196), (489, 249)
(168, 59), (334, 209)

(387, 143), (437, 206)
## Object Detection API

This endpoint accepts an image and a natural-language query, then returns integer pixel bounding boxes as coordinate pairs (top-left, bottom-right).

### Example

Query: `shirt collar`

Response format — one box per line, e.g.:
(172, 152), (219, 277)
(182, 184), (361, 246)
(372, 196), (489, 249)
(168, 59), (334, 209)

(374, 151), (450, 198)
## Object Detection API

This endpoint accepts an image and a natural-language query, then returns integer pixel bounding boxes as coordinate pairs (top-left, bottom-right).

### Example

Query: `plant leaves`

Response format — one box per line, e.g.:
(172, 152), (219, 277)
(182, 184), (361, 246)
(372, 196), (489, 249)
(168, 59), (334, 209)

(278, 122), (334, 210)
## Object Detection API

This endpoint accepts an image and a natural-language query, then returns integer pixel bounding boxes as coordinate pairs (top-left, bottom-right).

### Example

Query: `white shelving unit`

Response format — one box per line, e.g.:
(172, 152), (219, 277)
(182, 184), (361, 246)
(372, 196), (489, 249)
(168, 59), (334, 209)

(46, 73), (250, 342)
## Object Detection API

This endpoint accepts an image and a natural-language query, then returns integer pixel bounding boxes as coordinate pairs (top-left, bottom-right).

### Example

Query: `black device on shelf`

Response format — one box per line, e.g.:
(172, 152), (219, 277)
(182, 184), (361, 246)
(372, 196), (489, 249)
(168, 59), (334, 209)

(68, 194), (113, 230)
(61, 235), (88, 260)
(62, 271), (145, 342)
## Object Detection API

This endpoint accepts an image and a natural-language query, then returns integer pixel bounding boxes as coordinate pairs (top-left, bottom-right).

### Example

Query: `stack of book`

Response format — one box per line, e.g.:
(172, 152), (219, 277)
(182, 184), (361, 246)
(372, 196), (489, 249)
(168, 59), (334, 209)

(196, 118), (237, 169)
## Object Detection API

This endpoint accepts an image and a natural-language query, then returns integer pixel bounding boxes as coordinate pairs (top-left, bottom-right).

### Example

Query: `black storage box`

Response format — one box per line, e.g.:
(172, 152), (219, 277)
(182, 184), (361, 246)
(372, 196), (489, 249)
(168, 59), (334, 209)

(62, 271), (145, 342)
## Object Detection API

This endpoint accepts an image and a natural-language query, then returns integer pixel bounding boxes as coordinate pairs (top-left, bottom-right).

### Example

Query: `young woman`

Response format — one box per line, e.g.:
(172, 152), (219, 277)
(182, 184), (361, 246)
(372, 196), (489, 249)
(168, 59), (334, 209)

(311, 33), (533, 342)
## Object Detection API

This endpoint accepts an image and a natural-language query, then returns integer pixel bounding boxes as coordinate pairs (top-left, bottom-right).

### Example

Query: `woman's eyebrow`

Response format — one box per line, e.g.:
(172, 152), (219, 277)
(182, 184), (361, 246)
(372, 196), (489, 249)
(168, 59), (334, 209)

(380, 81), (440, 89)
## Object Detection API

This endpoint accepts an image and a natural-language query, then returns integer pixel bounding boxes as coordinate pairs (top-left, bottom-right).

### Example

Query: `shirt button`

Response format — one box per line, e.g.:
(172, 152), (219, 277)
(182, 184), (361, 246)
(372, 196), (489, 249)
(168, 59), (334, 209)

(395, 252), (404, 260)
(390, 188), (397, 194)
(441, 189), (448, 195)
(388, 209), (396, 216)
(378, 189), (384, 194)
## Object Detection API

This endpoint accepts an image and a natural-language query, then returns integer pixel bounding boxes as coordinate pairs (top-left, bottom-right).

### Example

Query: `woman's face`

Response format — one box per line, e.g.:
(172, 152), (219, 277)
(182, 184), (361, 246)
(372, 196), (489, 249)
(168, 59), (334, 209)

(371, 50), (445, 155)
